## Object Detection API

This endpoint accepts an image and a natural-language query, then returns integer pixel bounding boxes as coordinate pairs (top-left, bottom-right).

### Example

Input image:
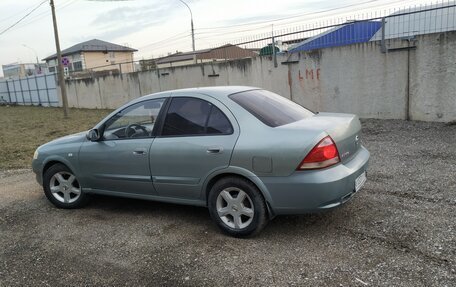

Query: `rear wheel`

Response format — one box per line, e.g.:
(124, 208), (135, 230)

(208, 176), (268, 237)
(43, 164), (88, 209)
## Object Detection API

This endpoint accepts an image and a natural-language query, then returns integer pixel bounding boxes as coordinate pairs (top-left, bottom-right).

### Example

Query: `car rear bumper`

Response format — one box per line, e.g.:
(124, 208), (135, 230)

(259, 146), (370, 215)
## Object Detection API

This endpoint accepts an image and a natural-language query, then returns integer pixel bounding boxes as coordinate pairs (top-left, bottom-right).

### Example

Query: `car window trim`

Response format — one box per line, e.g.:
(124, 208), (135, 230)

(156, 96), (234, 138)
(204, 104), (213, 134)
(151, 97), (171, 137)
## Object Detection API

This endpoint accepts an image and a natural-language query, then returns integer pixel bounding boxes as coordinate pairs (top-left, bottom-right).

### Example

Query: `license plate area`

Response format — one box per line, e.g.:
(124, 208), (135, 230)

(355, 171), (367, 192)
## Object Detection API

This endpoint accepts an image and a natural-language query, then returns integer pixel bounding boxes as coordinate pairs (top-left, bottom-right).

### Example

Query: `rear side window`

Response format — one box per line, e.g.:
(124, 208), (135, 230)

(207, 105), (233, 134)
(229, 90), (314, 127)
(162, 97), (233, 136)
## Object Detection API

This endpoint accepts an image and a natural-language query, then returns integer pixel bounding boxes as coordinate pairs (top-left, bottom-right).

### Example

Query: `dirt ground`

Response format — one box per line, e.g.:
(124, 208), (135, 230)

(0, 119), (455, 286)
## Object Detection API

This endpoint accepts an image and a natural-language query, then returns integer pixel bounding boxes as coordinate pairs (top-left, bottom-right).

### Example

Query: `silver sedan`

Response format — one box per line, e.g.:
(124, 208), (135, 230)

(32, 86), (369, 237)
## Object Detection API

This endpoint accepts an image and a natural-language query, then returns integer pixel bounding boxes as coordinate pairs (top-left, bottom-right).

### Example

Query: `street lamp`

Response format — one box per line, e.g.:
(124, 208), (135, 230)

(177, 0), (196, 63)
(22, 44), (41, 73)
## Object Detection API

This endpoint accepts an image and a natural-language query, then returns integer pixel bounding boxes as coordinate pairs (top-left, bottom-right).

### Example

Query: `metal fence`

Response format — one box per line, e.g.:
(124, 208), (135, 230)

(0, 73), (59, 106)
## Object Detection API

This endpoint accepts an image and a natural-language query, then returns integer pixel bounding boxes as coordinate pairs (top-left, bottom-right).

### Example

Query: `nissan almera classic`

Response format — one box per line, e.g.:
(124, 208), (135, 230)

(32, 86), (369, 237)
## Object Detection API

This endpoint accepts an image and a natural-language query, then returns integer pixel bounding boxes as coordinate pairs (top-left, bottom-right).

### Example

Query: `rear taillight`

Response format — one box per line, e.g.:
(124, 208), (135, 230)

(297, 136), (340, 170)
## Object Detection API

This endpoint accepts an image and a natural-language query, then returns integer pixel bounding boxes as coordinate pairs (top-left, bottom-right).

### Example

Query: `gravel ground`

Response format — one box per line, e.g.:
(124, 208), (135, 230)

(0, 119), (455, 286)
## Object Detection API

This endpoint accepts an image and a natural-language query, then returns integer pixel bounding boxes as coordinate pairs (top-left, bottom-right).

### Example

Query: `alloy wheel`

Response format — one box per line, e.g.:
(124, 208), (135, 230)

(216, 187), (254, 229)
(49, 171), (81, 204)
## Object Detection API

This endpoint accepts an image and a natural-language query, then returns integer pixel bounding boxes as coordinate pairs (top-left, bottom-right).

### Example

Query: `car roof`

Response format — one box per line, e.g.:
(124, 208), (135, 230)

(140, 86), (260, 101)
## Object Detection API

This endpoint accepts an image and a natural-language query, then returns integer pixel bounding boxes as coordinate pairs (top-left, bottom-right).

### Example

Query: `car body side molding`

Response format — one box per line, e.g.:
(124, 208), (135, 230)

(83, 188), (206, 207)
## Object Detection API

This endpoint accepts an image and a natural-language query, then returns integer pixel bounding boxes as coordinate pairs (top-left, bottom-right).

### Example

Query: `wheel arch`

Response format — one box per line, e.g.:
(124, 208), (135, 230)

(42, 156), (77, 179)
(203, 167), (276, 218)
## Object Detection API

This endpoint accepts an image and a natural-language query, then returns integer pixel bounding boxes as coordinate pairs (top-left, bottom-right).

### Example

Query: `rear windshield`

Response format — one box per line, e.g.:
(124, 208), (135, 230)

(229, 89), (314, 127)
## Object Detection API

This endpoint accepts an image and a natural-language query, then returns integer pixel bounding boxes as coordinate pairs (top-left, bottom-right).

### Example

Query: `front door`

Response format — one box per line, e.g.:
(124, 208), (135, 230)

(79, 98), (166, 195)
(150, 95), (239, 200)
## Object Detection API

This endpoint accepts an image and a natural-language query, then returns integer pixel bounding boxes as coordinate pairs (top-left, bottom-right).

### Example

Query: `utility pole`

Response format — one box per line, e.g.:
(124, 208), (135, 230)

(50, 0), (69, 118)
(191, 16), (195, 53)
(272, 24), (277, 68)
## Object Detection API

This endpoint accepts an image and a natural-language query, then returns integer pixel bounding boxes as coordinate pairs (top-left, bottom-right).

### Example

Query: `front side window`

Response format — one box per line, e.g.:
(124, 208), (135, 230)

(229, 89), (314, 127)
(103, 98), (165, 140)
(162, 97), (233, 136)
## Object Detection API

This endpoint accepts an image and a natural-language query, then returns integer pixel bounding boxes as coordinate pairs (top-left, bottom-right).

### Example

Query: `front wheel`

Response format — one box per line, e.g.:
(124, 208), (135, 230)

(208, 177), (268, 237)
(43, 163), (88, 209)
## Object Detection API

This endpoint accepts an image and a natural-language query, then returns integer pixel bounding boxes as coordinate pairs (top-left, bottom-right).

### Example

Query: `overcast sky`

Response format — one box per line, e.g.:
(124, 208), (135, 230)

(0, 0), (432, 77)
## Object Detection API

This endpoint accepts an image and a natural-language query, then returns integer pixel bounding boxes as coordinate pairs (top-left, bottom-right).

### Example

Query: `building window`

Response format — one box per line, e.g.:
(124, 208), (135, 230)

(48, 67), (56, 73)
(71, 54), (81, 61)
(73, 61), (83, 71)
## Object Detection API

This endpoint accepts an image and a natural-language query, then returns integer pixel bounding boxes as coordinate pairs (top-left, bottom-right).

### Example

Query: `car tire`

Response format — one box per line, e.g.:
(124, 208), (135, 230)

(208, 176), (268, 237)
(43, 163), (88, 209)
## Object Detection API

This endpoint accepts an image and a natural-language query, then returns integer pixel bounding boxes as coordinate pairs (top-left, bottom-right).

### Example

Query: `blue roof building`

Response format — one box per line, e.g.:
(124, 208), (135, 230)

(289, 21), (382, 53)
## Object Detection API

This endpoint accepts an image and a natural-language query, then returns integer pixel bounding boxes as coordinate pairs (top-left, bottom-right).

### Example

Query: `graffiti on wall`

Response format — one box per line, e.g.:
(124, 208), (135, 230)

(298, 68), (320, 81)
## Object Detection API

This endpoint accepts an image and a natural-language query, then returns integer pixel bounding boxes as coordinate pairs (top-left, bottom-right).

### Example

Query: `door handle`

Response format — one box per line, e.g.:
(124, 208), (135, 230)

(207, 147), (223, 154)
(133, 149), (147, 155)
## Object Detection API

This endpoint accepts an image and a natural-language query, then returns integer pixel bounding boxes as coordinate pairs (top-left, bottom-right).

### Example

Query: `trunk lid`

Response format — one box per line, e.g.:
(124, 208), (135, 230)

(282, 112), (362, 164)
(310, 112), (362, 163)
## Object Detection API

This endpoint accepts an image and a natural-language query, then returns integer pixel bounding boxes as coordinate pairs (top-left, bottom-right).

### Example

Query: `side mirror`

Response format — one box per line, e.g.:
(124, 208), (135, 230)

(86, 129), (101, 141)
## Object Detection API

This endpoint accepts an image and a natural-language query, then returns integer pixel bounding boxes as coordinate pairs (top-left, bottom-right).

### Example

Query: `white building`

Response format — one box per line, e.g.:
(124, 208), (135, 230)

(2, 63), (47, 78)
(371, 2), (456, 41)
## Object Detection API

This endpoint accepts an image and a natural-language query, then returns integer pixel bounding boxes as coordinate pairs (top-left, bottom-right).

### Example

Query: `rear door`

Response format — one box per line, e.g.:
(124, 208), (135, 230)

(150, 94), (239, 200)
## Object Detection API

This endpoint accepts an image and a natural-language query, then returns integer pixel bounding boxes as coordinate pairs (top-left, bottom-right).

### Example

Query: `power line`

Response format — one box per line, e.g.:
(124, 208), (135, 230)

(0, 0), (45, 24)
(0, 0), (48, 36)
(5, 0), (130, 34)
(197, 0), (384, 31)
(138, 31), (190, 49)
(141, 34), (192, 51)
(12, 0), (77, 31)
(194, 24), (272, 38)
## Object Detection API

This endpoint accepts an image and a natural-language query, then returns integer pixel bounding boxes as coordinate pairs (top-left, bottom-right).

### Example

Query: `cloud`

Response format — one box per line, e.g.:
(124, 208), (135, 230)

(89, 2), (174, 40)
(92, 6), (159, 26)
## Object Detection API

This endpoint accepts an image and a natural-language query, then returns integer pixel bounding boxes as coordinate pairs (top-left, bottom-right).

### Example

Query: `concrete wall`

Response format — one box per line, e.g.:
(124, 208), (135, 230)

(288, 42), (408, 119)
(409, 32), (456, 121)
(62, 31), (456, 122)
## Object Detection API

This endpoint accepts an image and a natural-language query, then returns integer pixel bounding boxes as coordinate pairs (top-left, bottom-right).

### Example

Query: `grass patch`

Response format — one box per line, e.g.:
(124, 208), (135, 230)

(0, 106), (112, 170)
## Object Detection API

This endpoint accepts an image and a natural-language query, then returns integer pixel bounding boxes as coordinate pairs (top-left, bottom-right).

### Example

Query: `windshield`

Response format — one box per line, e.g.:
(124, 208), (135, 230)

(229, 89), (314, 127)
